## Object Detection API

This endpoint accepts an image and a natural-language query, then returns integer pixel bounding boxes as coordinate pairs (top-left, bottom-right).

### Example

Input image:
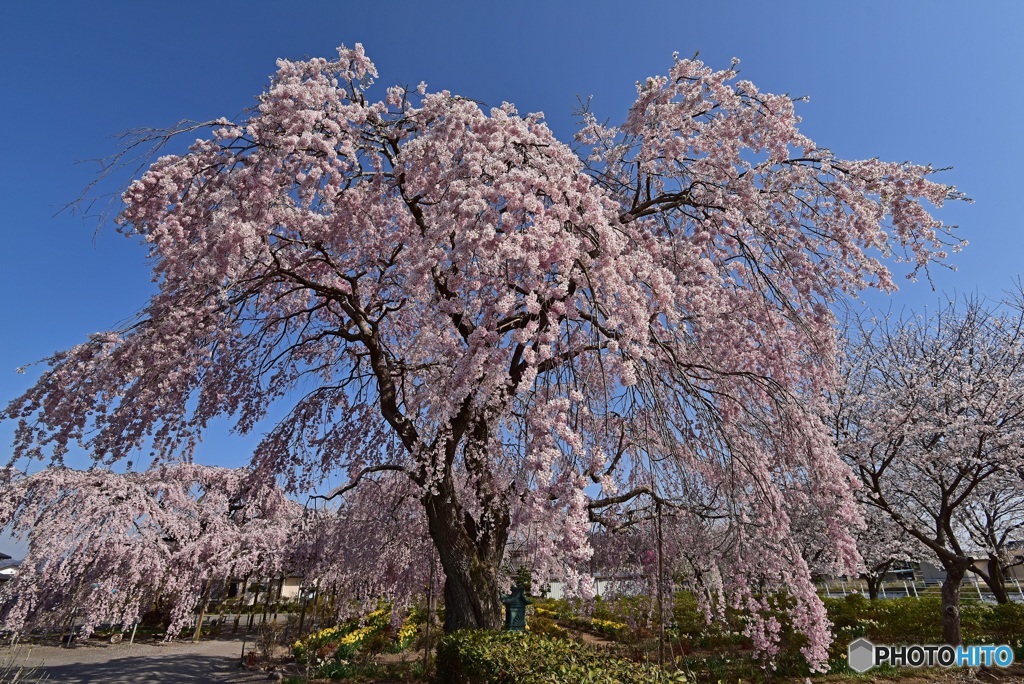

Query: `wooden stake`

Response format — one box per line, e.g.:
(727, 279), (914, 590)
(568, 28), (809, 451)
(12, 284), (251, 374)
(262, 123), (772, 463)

(657, 499), (665, 672)
(193, 581), (212, 643)
(423, 550), (435, 675)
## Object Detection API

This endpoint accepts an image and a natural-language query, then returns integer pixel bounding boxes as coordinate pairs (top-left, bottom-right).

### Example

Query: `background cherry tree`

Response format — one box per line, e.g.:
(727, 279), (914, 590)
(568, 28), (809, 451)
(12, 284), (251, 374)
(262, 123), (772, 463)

(289, 469), (436, 623)
(0, 464), (297, 638)
(789, 479), (920, 600)
(955, 470), (1024, 603)
(852, 505), (920, 601)
(833, 296), (1024, 644)
(1, 44), (963, 667)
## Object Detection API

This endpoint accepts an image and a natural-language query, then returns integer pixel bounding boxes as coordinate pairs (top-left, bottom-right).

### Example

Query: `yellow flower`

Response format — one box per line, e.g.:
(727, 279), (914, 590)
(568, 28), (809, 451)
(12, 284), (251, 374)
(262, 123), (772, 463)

(397, 619), (417, 643)
(341, 626), (373, 646)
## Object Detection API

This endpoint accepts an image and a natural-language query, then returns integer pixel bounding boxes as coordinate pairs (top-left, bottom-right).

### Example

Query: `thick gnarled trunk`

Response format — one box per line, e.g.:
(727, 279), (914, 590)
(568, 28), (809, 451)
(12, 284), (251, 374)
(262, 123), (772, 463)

(422, 479), (507, 632)
(441, 559), (503, 631)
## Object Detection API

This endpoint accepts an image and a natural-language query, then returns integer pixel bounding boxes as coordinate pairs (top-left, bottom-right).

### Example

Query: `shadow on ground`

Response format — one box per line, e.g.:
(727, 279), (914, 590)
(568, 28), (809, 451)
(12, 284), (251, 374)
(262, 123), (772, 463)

(9, 646), (263, 683)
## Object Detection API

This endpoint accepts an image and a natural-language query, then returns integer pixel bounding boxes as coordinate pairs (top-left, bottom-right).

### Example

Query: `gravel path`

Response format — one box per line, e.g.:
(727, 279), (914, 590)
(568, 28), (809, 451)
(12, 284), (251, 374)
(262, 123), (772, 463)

(1, 637), (275, 683)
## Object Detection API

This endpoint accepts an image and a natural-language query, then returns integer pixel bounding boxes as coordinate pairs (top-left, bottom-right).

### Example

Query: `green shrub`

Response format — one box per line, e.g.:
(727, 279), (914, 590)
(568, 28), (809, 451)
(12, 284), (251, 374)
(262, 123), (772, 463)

(982, 602), (1024, 645)
(819, 593), (1024, 672)
(872, 597), (944, 643)
(593, 595), (651, 629)
(532, 597), (571, 621)
(439, 589), (1024, 682)
(527, 616), (569, 639)
(672, 591), (705, 639)
(436, 630), (686, 684)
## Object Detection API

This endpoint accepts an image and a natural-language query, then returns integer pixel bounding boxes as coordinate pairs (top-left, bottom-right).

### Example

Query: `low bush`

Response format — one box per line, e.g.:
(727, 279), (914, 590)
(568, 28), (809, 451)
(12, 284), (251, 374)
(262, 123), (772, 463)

(527, 615), (569, 639)
(436, 630), (687, 684)
(819, 593), (1024, 671)
(480, 589), (1024, 681)
(672, 591), (706, 639)
(982, 601), (1024, 646)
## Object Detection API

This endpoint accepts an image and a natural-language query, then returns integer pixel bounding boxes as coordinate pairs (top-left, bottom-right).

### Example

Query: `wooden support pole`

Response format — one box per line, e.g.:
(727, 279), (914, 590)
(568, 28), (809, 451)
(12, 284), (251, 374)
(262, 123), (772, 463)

(423, 551), (435, 675)
(657, 499), (665, 672)
(193, 581), (212, 643)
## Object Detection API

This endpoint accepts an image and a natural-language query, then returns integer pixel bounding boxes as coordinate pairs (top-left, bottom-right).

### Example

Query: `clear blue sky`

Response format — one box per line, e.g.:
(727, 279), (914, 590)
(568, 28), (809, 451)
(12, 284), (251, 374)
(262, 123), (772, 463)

(1, 1), (1021, 556)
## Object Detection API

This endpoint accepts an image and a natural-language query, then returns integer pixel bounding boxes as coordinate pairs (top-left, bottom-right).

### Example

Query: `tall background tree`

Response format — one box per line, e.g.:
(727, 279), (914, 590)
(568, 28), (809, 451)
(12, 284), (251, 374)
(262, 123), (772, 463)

(833, 297), (1024, 645)
(1, 45), (963, 667)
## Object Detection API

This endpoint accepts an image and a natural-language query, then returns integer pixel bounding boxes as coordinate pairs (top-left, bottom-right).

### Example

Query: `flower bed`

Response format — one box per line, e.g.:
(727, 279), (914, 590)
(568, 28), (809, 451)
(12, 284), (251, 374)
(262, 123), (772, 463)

(292, 603), (418, 666)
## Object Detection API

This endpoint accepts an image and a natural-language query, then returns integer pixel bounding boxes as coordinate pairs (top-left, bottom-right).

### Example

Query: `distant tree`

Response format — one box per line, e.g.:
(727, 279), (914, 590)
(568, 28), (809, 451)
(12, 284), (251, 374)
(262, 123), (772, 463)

(2, 45), (963, 667)
(956, 473), (1024, 603)
(0, 465), (296, 637)
(854, 505), (919, 601)
(833, 298), (1024, 644)
(790, 483), (920, 600)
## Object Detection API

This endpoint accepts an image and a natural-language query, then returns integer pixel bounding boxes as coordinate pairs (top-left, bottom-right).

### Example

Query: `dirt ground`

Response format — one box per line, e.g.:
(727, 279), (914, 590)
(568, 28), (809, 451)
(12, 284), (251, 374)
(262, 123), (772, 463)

(0, 636), (274, 683)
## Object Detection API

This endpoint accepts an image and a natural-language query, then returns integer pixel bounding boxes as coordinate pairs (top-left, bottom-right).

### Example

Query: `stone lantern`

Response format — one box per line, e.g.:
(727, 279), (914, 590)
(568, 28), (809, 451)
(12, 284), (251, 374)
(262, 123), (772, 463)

(500, 585), (532, 631)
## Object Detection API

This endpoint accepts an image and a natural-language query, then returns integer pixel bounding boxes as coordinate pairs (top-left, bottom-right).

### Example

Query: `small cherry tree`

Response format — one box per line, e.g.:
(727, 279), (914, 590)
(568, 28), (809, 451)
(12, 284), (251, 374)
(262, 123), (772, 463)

(0, 464), (297, 637)
(834, 298), (1024, 644)
(790, 486), (919, 600)
(2, 45), (963, 667)
(854, 505), (920, 601)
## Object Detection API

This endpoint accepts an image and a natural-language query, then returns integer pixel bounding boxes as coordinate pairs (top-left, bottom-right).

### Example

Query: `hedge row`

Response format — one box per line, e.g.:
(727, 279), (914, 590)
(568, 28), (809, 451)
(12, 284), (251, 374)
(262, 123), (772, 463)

(826, 594), (1024, 647)
(436, 630), (686, 684)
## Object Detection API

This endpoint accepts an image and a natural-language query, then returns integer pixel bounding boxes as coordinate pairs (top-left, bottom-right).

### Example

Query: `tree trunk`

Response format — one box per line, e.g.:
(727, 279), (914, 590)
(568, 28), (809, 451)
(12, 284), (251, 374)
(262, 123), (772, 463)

(298, 587), (309, 634)
(214, 581), (228, 636)
(234, 573), (251, 634)
(865, 575), (880, 601)
(424, 552), (435, 673)
(940, 560), (968, 646)
(272, 575), (285, 623)
(440, 560), (503, 631)
(981, 556), (1010, 604)
(423, 481), (507, 632)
